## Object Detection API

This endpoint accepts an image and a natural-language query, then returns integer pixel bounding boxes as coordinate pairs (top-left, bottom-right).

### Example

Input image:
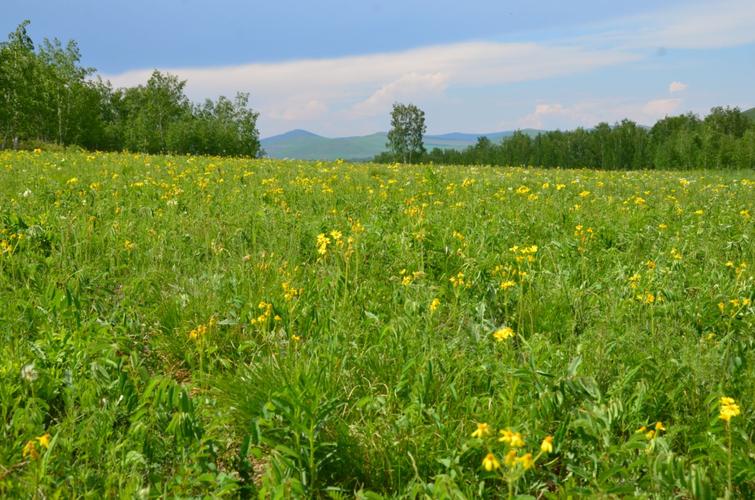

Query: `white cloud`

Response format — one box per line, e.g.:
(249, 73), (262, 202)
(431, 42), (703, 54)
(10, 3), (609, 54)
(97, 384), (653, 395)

(518, 97), (683, 130)
(102, 41), (638, 136)
(268, 99), (328, 121)
(641, 98), (682, 117)
(350, 72), (448, 117)
(646, 0), (755, 49)
(668, 81), (688, 93)
(99, 0), (755, 136)
(578, 0), (755, 50)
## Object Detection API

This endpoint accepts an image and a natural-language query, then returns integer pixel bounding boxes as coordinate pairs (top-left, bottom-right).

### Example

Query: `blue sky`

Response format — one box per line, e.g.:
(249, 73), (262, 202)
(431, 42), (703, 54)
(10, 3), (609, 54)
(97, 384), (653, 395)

(4, 0), (755, 137)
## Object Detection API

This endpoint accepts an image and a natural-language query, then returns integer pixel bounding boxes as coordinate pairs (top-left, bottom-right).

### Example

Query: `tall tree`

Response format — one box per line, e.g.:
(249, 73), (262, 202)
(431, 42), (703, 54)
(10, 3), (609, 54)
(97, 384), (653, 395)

(0, 20), (40, 148)
(387, 102), (426, 163)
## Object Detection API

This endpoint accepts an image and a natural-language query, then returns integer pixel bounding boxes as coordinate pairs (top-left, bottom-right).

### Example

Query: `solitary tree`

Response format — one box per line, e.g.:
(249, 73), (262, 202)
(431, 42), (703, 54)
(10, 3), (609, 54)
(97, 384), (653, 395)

(387, 102), (426, 163)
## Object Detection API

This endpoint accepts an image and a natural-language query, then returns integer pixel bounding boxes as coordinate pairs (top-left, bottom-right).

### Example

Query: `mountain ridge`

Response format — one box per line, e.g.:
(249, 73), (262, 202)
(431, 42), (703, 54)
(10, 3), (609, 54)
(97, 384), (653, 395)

(261, 129), (542, 160)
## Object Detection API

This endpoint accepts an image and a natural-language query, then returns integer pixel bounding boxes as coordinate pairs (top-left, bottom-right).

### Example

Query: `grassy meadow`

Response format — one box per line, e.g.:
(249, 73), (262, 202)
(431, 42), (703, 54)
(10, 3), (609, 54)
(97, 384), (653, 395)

(0, 150), (753, 498)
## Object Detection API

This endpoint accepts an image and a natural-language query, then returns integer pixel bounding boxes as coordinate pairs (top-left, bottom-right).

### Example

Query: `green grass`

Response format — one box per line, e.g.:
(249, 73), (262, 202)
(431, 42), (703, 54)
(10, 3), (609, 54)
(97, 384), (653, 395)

(1, 150), (753, 498)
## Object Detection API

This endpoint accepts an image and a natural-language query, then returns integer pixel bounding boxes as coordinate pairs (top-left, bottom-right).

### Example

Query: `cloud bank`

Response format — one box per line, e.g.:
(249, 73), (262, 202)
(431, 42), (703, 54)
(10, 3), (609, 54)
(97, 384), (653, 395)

(101, 0), (755, 136)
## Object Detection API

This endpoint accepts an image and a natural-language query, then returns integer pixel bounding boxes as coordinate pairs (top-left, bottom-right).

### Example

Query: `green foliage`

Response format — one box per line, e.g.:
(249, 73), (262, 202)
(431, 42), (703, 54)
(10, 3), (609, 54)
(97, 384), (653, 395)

(0, 21), (262, 158)
(0, 150), (752, 496)
(387, 102), (427, 163)
(384, 108), (755, 170)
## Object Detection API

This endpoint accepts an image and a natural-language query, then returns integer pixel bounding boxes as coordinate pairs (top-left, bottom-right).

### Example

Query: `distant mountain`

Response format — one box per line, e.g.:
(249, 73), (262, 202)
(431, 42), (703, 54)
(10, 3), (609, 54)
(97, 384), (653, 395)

(744, 107), (755, 122)
(261, 129), (541, 160)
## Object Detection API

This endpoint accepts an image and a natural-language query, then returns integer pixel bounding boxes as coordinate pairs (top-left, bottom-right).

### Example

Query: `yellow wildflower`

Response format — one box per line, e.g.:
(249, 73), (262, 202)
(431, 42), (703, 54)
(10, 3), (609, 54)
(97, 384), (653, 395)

(22, 440), (39, 460)
(493, 326), (515, 342)
(498, 429), (525, 447)
(500, 280), (516, 290)
(471, 422), (492, 438)
(316, 233), (330, 255)
(449, 272), (466, 288)
(482, 452), (500, 471)
(37, 433), (51, 449)
(719, 397), (741, 422)
(429, 298), (440, 313)
(540, 435), (553, 453)
(517, 452), (534, 469)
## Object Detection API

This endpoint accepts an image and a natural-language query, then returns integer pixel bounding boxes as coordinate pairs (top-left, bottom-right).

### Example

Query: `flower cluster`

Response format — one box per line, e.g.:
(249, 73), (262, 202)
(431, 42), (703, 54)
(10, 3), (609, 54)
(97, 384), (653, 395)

(493, 326), (515, 342)
(510, 244), (538, 264)
(22, 433), (51, 460)
(471, 422), (553, 473)
(251, 301), (274, 326)
(282, 281), (303, 301)
(188, 317), (217, 340)
(636, 421), (666, 440)
(449, 271), (469, 289)
(719, 397), (741, 422)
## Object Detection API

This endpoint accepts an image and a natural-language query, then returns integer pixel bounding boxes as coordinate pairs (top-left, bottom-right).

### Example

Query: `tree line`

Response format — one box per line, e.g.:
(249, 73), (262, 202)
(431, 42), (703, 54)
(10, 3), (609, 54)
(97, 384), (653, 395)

(378, 107), (755, 169)
(0, 21), (262, 157)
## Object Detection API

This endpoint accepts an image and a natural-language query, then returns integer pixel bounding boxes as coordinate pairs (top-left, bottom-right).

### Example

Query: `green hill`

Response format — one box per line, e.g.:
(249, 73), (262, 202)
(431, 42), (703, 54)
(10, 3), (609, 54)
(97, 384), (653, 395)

(744, 107), (755, 122)
(261, 129), (541, 161)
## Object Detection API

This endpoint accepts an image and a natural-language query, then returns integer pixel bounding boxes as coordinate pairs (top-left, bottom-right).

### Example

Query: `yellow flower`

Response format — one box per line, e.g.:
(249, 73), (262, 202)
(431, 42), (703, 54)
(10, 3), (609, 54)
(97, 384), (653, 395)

(429, 298), (440, 313)
(503, 449), (518, 467)
(517, 452), (534, 469)
(579, 190), (590, 198)
(482, 452), (500, 471)
(189, 323), (208, 340)
(22, 440), (39, 460)
(37, 433), (51, 449)
(471, 422), (492, 438)
(500, 280), (516, 290)
(449, 272), (466, 288)
(316, 233), (331, 255)
(493, 326), (515, 342)
(654, 421), (666, 432)
(540, 435), (553, 453)
(645, 429), (656, 440)
(124, 240), (137, 252)
(719, 396), (741, 422)
(498, 429), (525, 447)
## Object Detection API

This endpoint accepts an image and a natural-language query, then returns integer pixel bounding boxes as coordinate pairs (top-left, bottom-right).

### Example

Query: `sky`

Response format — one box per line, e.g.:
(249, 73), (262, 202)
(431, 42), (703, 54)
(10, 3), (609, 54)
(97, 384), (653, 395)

(4, 0), (755, 138)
